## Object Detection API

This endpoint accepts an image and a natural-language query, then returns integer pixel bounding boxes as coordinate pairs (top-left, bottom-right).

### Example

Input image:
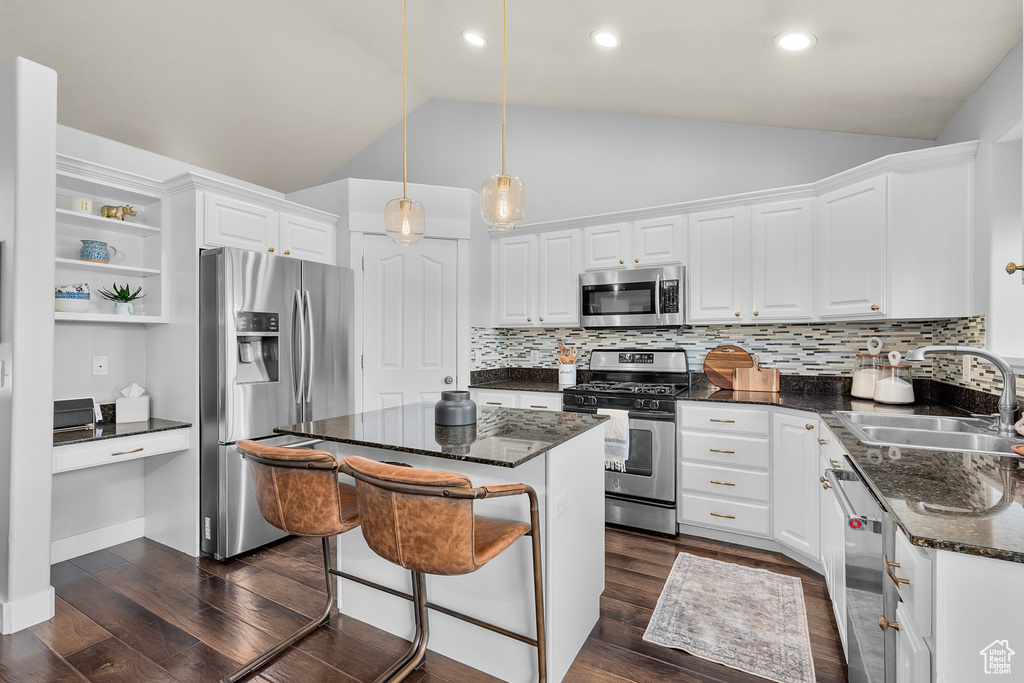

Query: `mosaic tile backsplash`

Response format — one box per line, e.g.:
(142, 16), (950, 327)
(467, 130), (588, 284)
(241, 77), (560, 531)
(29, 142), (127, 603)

(471, 315), (1024, 400)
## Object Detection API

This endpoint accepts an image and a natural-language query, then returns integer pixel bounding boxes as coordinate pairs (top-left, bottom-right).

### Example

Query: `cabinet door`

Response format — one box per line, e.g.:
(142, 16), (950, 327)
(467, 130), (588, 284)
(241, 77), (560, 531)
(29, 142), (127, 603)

(829, 484), (847, 651)
(751, 199), (813, 321)
(473, 390), (517, 407)
(279, 212), (336, 265)
(895, 603), (930, 683)
(492, 234), (537, 326)
(204, 192), (278, 253)
(771, 412), (820, 559)
(632, 216), (685, 266)
(516, 392), (562, 411)
(817, 176), (887, 318)
(687, 207), (750, 323)
(583, 223), (630, 270)
(536, 229), (580, 326)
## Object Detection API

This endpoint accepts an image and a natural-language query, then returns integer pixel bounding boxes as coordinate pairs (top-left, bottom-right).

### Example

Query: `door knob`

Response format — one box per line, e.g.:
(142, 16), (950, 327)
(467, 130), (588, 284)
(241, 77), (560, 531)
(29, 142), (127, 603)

(444, 376), (454, 385)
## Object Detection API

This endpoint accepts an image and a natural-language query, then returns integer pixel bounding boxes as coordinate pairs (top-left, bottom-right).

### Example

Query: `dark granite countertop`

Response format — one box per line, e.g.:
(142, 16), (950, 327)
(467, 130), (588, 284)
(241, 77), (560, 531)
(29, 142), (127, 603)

(53, 418), (192, 447)
(276, 403), (608, 468)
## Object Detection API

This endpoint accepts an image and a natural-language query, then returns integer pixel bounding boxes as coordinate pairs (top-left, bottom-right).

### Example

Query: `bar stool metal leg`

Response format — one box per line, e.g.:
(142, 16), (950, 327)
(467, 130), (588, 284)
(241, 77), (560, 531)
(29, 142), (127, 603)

(220, 537), (337, 683)
(373, 571), (429, 683)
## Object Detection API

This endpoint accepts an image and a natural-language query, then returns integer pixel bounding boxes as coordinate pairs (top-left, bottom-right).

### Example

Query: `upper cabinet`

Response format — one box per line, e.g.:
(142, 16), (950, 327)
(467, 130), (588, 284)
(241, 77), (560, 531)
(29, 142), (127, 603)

(493, 229), (581, 327)
(583, 217), (685, 270)
(688, 207), (749, 323)
(193, 184), (338, 265)
(816, 177), (888, 319)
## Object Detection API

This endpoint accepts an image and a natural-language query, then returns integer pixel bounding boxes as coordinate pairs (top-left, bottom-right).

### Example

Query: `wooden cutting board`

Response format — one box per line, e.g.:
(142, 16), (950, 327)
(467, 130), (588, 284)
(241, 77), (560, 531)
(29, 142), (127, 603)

(703, 345), (755, 389)
(733, 356), (781, 393)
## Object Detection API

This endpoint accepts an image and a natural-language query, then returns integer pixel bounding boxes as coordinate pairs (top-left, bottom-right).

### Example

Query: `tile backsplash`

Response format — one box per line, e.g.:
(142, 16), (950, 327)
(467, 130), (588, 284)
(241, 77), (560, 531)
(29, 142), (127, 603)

(471, 315), (1024, 400)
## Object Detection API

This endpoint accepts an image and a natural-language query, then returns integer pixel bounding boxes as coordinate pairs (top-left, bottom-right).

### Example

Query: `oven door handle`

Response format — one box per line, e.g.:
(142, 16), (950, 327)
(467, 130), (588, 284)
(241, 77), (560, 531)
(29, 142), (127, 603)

(825, 468), (882, 534)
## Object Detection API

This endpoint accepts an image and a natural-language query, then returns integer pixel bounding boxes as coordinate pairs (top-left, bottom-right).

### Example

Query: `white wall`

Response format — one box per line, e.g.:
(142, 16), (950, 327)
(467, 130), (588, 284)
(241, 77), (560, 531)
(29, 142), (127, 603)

(324, 99), (933, 225)
(934, 39), (1024, 368)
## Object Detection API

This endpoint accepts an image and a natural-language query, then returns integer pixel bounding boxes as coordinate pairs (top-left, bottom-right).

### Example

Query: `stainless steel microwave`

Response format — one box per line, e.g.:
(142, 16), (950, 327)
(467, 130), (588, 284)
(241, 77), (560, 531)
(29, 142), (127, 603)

(580, 265), (684, 329)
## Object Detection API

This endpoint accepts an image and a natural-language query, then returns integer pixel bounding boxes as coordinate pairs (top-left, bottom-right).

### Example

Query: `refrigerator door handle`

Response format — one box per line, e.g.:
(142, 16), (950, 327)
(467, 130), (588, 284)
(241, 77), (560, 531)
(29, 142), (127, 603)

(292, 289), (305, 405)
(303, 290), (315, 405)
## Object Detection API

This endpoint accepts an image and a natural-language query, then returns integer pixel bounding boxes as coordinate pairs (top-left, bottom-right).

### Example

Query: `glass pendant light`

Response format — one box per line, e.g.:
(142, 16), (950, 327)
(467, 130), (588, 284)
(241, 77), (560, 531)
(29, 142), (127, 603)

(384, 0), (425, 246)
(480, 0), (525, 231)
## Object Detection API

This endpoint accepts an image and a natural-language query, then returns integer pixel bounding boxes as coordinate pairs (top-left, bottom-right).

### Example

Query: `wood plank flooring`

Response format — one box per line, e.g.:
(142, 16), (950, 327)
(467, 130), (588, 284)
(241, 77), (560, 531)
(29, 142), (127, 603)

(1, 528), (847, 682)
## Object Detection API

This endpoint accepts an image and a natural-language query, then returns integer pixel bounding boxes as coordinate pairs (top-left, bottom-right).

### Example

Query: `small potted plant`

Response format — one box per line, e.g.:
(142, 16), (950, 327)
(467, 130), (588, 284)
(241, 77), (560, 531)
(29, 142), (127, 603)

(98, 282), (145, 315)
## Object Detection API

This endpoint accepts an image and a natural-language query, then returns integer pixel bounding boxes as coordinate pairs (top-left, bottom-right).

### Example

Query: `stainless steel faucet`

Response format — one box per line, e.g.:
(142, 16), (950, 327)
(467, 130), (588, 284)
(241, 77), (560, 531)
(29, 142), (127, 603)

(906, 346), (1022, 433)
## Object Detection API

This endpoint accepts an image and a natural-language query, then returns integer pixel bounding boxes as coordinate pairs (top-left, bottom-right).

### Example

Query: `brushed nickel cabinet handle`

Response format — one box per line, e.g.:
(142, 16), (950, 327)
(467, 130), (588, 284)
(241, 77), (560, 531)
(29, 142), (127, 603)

(709, 448), (735, 454)
(710, 418), (735, 423)
(710, 480), (736, 486)
(112, 447), (144, 456)
(710, 512), (735, 519)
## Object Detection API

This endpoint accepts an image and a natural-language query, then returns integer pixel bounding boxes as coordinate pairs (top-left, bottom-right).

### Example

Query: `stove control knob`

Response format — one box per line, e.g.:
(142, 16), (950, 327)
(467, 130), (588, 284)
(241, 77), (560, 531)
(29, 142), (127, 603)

(650, 400), (660, 410)
(588, 396), (599, 406)
(575, 395), (585, 405)
(633, 399), (644, 409)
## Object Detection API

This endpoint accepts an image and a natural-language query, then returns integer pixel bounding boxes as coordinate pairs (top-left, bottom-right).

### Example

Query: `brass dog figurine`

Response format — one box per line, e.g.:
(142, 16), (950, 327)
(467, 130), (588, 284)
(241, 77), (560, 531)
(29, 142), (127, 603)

(100, 204), (137, 221)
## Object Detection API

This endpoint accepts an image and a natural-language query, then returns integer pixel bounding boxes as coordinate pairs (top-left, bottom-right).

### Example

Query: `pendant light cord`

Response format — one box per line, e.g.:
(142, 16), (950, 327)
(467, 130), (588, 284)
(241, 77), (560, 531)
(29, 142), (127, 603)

(402, 0), (408, 200)
(501, 0), (507, 176)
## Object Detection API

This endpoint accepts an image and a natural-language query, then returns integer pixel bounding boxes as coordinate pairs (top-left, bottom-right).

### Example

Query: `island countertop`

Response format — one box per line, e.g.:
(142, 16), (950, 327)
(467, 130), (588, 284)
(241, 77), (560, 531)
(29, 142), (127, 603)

(276, 403), (608, 468)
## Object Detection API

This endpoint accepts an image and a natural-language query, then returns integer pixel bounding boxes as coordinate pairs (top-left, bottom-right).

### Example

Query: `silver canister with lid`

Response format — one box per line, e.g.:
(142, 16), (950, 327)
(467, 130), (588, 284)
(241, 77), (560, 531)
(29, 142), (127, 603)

(434, 390), (477, 426)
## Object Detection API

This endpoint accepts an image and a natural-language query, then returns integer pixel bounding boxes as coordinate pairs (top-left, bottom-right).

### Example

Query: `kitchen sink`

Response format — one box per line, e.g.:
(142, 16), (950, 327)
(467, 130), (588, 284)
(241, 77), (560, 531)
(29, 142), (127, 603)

(833, 411), (1024, 456)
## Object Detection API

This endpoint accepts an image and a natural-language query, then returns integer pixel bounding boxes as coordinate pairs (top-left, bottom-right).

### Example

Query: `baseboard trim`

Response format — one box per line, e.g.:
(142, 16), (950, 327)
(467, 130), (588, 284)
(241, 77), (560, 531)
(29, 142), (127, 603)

(676, 522), (824, 575)
(0, 586), (54, 634)
(51, 517), (146, 564)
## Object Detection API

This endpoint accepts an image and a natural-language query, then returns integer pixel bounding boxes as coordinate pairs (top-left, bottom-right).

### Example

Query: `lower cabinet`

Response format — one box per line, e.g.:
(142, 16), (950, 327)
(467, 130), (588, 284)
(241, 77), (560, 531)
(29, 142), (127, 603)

(771, 412), (821, 560)
(470, 389), (563, 411)
(818, 428), (847, 652)
(896, 602), (931, 683)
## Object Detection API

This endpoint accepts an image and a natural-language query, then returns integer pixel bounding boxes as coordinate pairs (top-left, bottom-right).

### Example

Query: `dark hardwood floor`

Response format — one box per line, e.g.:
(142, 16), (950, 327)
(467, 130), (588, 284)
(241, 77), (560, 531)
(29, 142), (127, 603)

(0, 528), (848, 682)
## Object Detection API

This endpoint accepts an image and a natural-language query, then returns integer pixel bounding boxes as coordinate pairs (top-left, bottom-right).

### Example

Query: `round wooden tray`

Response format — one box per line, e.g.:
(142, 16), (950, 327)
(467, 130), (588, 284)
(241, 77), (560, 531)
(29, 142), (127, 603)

(703, 345), (755, 390)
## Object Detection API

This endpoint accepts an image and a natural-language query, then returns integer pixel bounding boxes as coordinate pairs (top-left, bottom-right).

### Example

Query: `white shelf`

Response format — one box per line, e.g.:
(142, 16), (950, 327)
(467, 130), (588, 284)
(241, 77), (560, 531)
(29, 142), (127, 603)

(55, 257), (160, 278)
(55, 208), (160, 236)
(54, 312), (168, 324)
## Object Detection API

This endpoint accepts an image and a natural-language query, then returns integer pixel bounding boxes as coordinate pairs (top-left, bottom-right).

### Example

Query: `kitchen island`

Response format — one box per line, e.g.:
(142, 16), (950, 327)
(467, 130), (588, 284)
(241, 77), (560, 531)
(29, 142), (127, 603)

(277, 403), (607, 683)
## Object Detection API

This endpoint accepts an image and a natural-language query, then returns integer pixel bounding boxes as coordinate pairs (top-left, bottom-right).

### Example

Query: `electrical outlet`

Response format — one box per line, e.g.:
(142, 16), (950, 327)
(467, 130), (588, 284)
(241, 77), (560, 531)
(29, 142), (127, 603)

(963, 355), (972, 382)
(530, 350), (539, 363)
(555, 491), (569, 518)
(92, 355), (108, 376)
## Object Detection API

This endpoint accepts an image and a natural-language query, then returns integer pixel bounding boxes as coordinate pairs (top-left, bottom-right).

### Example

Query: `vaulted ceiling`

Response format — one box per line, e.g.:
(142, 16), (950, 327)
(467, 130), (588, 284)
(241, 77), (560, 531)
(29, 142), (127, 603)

(1, 1), (1020, 192)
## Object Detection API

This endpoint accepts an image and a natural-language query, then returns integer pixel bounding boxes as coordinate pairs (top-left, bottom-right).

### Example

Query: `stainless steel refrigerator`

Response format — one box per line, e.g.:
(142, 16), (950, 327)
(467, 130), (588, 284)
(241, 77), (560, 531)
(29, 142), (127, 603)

(199, 246), (354, 560)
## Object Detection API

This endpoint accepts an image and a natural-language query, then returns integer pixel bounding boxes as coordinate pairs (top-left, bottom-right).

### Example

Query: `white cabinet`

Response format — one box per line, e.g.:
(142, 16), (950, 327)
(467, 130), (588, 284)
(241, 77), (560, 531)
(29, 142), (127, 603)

(771, 412), (820, 560)
(688, 199), (813, 324)
(750, 198), (813, 321)
(203, 190), (337, 264)
(816, 176), (888, 319)
(470, 389), (563, 411)
(279, 211), (336, 264)
(53, 429), (190, 474)
(492, 230), (581, 327)
(895, 603), (931, 683)
(583, 217), (685, 270)
(687, 207), (748, 322)
(818, 427), (847, 652)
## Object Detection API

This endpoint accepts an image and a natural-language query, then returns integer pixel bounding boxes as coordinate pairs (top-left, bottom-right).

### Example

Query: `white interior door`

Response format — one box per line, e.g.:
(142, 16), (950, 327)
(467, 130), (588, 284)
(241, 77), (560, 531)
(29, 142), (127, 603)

(362, 235), (458, 410)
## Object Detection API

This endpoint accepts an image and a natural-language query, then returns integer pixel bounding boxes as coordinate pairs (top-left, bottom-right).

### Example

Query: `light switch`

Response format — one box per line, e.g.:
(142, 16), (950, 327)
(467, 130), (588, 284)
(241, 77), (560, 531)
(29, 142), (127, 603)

(92, 355), (108, 376)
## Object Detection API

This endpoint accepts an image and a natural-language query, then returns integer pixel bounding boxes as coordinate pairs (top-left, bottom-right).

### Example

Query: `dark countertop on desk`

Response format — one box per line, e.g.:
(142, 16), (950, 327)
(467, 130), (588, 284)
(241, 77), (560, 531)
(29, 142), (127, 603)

(276, 403), (608, 468)
(53, 418), (192, 447)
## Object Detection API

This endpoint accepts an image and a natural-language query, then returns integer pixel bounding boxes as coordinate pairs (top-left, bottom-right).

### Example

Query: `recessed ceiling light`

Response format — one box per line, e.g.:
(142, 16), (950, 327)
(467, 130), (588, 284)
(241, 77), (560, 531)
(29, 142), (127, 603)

(462, 31), (487, 47)
(591, 31), (620, 49)
(774, 31), (816, 52)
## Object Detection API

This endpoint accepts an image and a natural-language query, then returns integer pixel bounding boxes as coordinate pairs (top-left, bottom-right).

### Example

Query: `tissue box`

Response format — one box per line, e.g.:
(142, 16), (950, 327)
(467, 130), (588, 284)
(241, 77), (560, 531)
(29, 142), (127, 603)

(115, 396), (150, 423)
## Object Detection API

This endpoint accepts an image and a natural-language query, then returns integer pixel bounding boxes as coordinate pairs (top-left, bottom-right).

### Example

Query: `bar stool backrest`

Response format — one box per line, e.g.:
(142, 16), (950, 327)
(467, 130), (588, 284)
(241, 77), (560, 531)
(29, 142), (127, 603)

(344, 456), (480, 576)
(237, 439), (355, 537)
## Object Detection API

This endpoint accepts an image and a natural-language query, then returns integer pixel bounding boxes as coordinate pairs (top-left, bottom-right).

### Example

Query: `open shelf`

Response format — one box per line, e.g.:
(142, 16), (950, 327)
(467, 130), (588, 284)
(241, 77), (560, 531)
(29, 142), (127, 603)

(54, 312), (168, 324)
(55, 208), (160, 236)
(55, 257), (161, 278)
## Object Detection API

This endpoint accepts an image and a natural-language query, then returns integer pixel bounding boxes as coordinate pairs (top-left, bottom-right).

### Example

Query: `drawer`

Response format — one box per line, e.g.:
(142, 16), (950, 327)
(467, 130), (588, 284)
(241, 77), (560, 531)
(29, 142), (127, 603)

(680, 462), (769, 502)
(680, 492), (770, 537)
(53, 428), (191, 474)
(679, 403), (769, 435)
(517, 392), (562, 411)
(474, 390), (516, 408)
(892, 530), (933, 638)
(680, 432), (770, 469)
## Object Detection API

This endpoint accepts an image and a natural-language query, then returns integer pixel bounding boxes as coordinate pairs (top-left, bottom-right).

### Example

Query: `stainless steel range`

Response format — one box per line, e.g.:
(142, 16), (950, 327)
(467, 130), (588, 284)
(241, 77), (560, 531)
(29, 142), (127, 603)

(562, 349), (689, 535)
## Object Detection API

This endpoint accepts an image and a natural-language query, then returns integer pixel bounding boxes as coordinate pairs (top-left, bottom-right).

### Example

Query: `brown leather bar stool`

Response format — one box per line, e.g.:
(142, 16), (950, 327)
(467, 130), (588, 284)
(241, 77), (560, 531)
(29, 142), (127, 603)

(221, 439), (360, 683)
(339, 455), (547, 683)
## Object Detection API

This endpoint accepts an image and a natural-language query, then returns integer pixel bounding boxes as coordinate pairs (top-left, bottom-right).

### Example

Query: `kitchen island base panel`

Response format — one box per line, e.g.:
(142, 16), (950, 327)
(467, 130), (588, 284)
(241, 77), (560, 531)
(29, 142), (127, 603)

(335, 427), (605, 683)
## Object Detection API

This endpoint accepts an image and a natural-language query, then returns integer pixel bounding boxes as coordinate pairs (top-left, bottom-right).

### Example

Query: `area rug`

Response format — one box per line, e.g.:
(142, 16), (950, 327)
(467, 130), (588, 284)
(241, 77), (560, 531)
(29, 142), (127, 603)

(642, 552), (816, 683)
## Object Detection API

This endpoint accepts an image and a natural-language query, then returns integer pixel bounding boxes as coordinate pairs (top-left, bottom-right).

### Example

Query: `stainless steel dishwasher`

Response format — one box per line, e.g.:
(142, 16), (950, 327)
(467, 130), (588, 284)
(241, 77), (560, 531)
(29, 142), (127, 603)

(826, 456), (897, 682)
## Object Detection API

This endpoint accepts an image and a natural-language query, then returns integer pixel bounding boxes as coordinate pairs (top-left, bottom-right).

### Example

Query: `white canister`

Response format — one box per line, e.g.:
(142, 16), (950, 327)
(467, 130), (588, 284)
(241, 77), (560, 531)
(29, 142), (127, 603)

(70, 197), (91, 213)
(558, 363), (577, 386)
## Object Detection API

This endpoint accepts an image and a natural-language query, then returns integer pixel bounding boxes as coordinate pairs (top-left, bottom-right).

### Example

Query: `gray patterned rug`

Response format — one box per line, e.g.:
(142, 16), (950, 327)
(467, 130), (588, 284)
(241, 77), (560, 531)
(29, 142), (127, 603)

(642, 552), (816, 683)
